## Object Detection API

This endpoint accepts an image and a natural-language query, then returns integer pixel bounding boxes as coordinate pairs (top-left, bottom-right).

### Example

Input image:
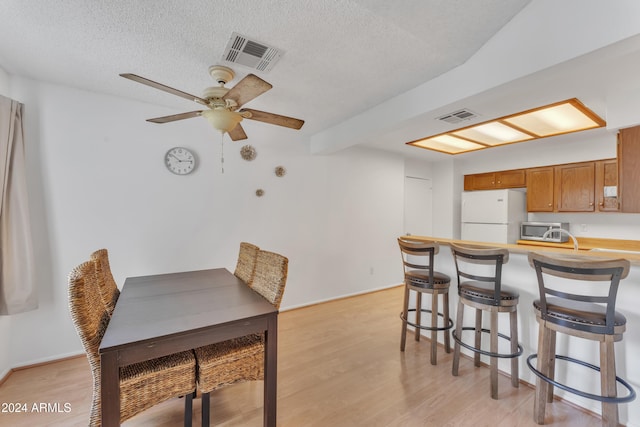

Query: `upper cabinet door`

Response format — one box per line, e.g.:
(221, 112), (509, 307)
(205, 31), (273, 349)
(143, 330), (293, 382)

(595, 159), (619, 212)
(526, 167), (554, 212)
(555, 162), (595, 212)
(495, 169), (526, 188)
(463, 169), (525, 191)
(619, 126), (640, 213)
(465, 172), (497, 190)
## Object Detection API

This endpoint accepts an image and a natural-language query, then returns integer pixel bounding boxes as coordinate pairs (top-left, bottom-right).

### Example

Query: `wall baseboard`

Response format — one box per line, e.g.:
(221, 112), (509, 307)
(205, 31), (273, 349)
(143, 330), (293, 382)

(0, 352), (84, 387)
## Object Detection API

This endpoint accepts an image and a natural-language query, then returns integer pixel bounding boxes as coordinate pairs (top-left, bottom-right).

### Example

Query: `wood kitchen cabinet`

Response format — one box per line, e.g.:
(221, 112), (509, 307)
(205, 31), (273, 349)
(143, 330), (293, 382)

(526, 167), (554, 212)
(554, 161), (595, 212)
(463, 169), (526, 190)
(468, 157), (621, 213)
(618, 125), (640, 213)
(595, 159), (619, 212)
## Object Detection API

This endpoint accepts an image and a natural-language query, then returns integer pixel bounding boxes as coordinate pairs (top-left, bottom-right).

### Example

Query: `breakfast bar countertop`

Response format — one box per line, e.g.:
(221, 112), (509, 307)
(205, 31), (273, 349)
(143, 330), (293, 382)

(401, 235), (640, 265)
(400, 234), (640, 425)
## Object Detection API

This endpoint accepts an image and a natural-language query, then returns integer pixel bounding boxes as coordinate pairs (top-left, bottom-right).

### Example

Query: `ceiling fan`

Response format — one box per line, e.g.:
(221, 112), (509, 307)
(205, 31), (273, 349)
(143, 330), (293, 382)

(120, 65), (304, 141)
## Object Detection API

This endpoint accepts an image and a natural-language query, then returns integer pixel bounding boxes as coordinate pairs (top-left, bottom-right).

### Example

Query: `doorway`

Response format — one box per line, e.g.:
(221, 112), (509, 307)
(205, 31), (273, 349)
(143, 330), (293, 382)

(403, 176), (432, 236)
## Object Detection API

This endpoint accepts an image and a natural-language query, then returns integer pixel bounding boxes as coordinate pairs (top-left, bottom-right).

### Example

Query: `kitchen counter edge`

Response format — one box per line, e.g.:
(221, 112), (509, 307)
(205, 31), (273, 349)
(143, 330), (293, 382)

(401, 236), (640, 265)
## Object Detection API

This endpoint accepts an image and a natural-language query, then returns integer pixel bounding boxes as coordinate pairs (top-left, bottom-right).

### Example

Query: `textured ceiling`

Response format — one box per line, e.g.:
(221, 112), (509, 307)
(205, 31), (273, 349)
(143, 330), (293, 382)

(0, 0), (532, 148)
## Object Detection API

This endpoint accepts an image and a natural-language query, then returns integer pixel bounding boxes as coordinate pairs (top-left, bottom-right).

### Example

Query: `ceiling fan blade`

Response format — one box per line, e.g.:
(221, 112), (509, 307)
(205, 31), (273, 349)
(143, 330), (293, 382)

(228, 123), (248, 141)
(223, 74), (272, 107)
(120, 73), (208, 106)
(240, 108), (305, 130)
(146, 111), (202, 123)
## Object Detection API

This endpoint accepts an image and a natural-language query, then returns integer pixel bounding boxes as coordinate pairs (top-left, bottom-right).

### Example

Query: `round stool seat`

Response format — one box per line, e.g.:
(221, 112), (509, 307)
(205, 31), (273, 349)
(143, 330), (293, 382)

(405, 270), (450, 290)
(459, 280), (519, 305)
(533, 297), (626, 334)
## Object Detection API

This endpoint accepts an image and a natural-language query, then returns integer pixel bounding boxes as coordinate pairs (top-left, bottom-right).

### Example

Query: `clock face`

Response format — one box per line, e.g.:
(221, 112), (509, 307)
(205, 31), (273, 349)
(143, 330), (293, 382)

(165, 147), (195, 175)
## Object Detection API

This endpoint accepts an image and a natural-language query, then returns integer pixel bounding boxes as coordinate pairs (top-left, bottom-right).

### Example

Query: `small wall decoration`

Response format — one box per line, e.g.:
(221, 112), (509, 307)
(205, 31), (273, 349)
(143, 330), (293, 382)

(275, 166), (286, 177)
(255, 188), (265, 197)
(240, 145), (257, 161)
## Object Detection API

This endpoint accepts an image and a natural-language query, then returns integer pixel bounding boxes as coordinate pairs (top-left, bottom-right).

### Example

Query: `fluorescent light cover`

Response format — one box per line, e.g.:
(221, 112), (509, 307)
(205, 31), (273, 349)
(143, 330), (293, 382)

(503, 102), (601, 136)
(406, 98), (605, 155)
(453, 122), (534, 145)
(412, 135), (485, 154)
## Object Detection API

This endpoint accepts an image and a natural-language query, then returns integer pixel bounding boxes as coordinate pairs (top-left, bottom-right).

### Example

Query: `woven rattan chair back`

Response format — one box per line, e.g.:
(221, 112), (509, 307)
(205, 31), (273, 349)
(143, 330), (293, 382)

(90, 248), (120, 316)
(70, 260), (197, 426)
(68, 260), (111, 426)
(251, 250), (288, 309)
(234, 242), (260, 285)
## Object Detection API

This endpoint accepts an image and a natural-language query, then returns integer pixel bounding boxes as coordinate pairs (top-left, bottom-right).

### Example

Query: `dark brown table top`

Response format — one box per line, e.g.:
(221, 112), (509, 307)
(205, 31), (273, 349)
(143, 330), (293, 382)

(100, 268), (277, 353)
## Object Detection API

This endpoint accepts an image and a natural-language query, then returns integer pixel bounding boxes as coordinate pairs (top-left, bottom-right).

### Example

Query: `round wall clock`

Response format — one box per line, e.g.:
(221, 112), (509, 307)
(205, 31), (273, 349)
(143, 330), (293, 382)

(164, 147), (196, 175)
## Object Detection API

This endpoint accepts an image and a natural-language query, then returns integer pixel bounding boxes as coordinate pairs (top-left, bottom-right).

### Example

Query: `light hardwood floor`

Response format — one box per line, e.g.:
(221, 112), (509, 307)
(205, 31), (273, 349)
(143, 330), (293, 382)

(0, 286), (601, 426)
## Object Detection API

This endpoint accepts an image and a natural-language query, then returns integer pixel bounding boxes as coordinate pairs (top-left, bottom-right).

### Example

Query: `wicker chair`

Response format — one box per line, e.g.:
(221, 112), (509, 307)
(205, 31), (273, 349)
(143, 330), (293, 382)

(234, 242), (260, 285)
(89, 248), (120, 316)
(68, 261), (197, 426)
(195, 249), (288, 426)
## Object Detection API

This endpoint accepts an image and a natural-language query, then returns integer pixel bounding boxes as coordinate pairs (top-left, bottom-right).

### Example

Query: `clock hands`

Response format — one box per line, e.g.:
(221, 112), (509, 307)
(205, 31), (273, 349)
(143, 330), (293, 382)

(169, 153), (193, 163)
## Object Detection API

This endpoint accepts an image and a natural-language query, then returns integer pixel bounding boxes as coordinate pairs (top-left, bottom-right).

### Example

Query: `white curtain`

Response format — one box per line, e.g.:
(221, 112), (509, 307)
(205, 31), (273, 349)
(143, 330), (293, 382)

(0, 95), (37, 314)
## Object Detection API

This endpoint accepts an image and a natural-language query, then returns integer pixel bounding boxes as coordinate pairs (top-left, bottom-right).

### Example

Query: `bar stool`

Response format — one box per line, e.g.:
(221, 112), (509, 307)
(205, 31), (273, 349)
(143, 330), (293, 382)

(398, 238), (453, 365)
(527, 252), (635, 426)
(450, 243), (522, 399)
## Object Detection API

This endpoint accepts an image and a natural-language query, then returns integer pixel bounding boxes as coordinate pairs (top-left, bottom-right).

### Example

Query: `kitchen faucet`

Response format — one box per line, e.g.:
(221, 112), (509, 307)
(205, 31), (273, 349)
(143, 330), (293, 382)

(542, 228), (579, 251)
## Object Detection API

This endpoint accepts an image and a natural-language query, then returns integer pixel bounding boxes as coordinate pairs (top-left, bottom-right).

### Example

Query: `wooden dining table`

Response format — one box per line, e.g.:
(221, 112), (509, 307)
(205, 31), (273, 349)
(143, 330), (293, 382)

(99, 268), (279, 426)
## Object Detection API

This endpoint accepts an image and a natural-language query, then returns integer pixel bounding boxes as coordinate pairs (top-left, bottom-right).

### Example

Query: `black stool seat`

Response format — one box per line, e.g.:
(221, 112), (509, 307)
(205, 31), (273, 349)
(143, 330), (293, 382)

(533, 297), (626, 333)
(405, 270), (451, 290)
(459, 281), (519, 305)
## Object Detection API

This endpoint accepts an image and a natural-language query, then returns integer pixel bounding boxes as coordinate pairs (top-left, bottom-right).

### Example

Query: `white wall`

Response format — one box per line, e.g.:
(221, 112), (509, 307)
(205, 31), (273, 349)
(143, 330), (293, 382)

(3, 76), (405, 368)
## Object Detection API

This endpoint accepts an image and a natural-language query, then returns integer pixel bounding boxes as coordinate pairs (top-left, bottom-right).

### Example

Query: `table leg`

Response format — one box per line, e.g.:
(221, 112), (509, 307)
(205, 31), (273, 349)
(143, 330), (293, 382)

(264, 314), (278, 427)
(101, 350), (120, 426)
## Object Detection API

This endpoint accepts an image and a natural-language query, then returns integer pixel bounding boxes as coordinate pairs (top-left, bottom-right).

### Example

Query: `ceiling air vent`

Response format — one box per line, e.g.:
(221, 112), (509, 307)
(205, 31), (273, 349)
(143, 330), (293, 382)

(437, 109), (478, 124)
(222, 32), (283, 73)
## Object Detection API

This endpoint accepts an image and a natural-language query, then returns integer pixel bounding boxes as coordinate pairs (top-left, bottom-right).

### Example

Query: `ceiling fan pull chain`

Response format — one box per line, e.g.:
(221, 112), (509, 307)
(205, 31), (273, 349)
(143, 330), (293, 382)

(220, 132), (225, 174)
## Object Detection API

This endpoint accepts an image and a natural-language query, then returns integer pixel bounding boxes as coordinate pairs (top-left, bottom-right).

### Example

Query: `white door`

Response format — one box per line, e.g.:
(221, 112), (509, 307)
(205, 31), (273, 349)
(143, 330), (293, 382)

(404, 177), (432, 236)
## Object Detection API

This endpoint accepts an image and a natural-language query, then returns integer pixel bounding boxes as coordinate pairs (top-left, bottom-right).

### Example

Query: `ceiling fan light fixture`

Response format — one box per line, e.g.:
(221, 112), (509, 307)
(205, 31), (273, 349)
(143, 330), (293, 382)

(201, 108), (243, 133)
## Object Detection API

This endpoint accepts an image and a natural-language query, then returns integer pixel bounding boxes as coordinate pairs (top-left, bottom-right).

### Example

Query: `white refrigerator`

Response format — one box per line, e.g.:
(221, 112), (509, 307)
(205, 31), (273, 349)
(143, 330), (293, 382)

(460, 189), (527, 244)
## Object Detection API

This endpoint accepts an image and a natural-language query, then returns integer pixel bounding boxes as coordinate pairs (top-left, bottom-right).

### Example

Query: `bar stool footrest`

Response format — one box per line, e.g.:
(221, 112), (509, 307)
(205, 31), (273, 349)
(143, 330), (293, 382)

(526, 353), (636, 404)
(400, 309), (454, 332)
(452, 327), (523, 359)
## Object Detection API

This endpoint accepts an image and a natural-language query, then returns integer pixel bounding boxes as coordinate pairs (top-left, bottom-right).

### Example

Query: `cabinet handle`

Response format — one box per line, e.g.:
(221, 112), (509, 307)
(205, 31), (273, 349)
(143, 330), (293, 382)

(599, 201), (604, 206)
(589, 202), (594, 207)
(548, 203), (552, 207)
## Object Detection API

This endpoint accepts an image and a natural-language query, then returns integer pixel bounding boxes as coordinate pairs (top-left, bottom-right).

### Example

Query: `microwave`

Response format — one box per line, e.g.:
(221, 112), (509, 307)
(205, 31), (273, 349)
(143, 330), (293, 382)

(520, 222), (570, 242)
